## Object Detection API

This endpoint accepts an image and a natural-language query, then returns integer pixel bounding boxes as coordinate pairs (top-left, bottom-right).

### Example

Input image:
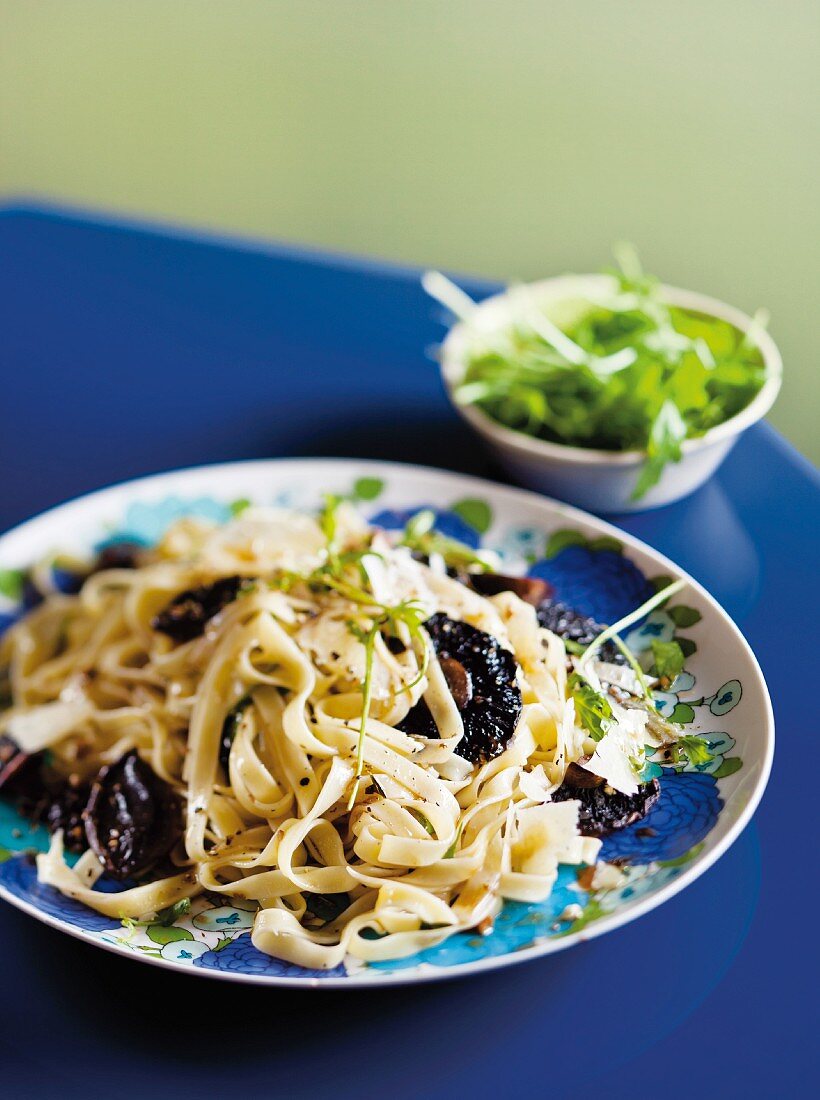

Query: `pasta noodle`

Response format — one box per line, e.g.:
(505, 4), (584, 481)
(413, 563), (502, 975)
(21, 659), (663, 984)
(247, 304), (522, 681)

(0, 505), (670, 968)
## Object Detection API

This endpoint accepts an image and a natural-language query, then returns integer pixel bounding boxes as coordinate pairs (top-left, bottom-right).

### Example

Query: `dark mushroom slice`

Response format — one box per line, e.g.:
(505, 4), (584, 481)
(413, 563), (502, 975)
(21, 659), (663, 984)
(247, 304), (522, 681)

(552, 767), (661, 837)
(93, 542), (144, 571)
(0, 736), (53, 815)
(536, 600), (627, 666)
(151, 575), (248, 643)
(468, 573), (553, 606)
(438, 656), (473, 710)
(45, 777), (92, 854)
(0, 737), (67, 828)
(0, 735), (35, 794)
(398, 614), (523, 766)
(83, 750), (182, 880)
(219, 713), (237, 778)
(395, 696), (438, 740)
(560, 760), (605, 789)
(304, 892), (351, 925)
(1, 739), (97, 856)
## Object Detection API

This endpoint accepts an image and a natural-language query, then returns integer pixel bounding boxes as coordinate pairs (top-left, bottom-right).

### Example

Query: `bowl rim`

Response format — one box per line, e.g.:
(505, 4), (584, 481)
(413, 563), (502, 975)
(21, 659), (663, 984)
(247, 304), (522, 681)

(439, 274), (783, 467)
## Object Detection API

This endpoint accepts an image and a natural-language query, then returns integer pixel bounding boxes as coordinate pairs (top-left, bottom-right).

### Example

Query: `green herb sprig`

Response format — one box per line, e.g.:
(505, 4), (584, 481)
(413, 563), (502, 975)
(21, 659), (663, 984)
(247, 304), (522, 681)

(399, 509), (492, 573)
(572, 578), (714, 769)
(568, 673), (613, 742)
(346, 598), (430, 809)
(577, 578), (686, 670)
(283, 498), (433, 810)
(650, 639), (686, 682)
(121, 897), (192, 933)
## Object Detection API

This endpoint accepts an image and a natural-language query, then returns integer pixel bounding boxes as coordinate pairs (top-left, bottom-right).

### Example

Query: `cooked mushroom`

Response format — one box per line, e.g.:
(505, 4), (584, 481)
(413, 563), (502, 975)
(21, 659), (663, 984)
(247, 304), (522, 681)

(468, 572), (552, 606)
(46, 777), (91, 854)
(536, 600), (627, 665)
(552, 773), (661, 837)
(151, 575), (247, 643)
(94, 542), (144, 571)
(83, 751), (182, 879)
(399, 614), (522, 766)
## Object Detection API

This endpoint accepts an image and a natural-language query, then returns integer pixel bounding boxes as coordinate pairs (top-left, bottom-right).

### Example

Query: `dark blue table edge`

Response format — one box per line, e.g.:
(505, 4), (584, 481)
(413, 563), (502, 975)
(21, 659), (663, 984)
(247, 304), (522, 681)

(1, 196), (815, 502)
(0, 195), (503, 292)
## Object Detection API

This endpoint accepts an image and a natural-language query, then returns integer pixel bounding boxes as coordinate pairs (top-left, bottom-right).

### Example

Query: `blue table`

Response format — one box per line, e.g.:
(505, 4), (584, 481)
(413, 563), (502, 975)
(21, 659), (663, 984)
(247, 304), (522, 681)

(1, 205), (817, 1099)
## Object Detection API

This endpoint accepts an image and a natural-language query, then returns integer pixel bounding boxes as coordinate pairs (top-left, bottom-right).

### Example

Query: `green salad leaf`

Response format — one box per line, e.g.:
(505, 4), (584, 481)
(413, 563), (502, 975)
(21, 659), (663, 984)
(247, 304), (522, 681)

(675, 735), (714, 767)
(568, 672), (613, 742)
(650, 639), (686, 681)
(399, 509), (492, 572)
(425, 247), (769, 499)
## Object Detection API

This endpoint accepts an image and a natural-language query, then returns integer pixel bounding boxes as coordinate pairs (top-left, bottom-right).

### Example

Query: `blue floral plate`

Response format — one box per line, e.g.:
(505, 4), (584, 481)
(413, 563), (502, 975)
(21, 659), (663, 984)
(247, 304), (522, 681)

(0, 460), (773, 987)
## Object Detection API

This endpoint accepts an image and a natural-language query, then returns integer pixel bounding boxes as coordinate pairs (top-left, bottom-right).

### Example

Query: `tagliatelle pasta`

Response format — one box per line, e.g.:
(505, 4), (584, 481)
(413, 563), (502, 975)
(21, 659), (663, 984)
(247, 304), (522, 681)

(0, 504), (682, 968)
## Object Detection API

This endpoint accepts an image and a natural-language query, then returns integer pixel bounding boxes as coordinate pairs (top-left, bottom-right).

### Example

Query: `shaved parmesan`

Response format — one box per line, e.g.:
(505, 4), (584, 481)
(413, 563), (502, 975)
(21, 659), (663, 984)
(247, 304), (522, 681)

(362, 547), (437, 615)
(201, 508), (326, 573)
(581, 700), (650, 794)
(6, 698), (93, 753)
(557, 697), (587, 769)
(296, 613), (394, 698)
(591, 862), (628, 890)
(519, 763), (554, 803)
(513, 801), (601, 877)
(592, 659), (643, 695)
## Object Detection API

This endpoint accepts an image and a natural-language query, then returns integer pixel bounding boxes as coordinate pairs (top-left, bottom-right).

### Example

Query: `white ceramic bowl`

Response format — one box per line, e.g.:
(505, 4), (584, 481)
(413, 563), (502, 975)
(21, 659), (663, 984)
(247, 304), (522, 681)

(440, 274), (782, 513)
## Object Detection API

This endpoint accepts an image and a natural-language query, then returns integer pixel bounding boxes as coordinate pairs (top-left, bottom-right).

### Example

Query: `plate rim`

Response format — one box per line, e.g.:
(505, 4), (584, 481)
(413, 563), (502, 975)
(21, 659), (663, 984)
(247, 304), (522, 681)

(0, 457), (775, 987)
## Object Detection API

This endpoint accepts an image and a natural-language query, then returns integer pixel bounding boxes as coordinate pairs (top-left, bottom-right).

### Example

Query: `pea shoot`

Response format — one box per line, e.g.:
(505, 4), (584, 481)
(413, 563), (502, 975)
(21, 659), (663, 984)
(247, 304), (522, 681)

(572, 578), (714, 768)
(346, 598), (430, 809)
(272, 497), (433, 809)
(399, 509), (493, 573)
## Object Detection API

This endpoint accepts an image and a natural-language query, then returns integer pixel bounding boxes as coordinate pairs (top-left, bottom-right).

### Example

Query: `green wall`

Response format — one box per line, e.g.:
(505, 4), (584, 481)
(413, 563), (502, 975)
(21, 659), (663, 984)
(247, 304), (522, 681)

(2, 0), (817, 460)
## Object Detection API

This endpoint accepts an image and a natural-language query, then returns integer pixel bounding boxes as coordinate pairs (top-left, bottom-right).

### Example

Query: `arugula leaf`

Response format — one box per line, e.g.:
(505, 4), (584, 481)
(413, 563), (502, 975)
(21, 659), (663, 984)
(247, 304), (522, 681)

(410, 810), (437, 837)
(318, 493), (344, 562)
(0, 568), (25, 601)
(120, 897), (192, 935)
(676, 735), (713, 767)
(569, 673), (613, 741)
(399, 510), (491, 572)
(156, 897), (192, 925)
(632, 399), (687, 499)
(403, 509), (435, 542)
(651, 639), (686, 681)
(305, 892), (350, 924)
